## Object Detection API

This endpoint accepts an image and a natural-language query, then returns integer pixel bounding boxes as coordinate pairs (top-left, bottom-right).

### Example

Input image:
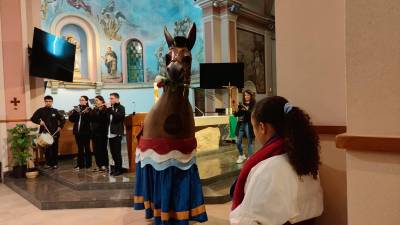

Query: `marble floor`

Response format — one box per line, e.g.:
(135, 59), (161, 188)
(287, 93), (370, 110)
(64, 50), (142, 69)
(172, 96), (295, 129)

(3, 147), (242, 210)
(0, 184), (231, 225)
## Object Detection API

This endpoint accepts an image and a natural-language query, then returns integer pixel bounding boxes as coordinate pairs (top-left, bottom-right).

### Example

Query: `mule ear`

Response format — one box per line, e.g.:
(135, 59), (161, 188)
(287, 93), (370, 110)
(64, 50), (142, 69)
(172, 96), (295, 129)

(164, 26), (174, 48)
(186, 23), (196, 50)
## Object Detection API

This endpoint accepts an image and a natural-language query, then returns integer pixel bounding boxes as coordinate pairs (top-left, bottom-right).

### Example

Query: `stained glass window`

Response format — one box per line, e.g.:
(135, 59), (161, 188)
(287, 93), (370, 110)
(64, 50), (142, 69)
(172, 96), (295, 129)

(126, 39), (144, 83)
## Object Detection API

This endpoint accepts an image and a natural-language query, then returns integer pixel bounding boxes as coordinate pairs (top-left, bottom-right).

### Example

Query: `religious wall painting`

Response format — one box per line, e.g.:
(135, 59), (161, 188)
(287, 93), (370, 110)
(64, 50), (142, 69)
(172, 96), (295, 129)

(41, 0), (54, 19)
(96, 0), (131, 41)
(102, 45), (122, 83)
(127, 39), (144, 83)
(154, 40), (167, 81)
(65, 35), (82, 75)
(66, 0), (92, 15)
(60, 24), (88, 80)
(237, 28), (266, 94)
(41, 0), (204, 84)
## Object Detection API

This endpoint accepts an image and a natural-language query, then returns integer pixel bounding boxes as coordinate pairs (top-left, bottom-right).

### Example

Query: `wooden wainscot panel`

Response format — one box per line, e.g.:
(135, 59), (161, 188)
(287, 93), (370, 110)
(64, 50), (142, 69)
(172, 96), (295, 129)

(336, 133), (400, 153)
(59, 120), (78, 155)
(125, 113), (147, 172)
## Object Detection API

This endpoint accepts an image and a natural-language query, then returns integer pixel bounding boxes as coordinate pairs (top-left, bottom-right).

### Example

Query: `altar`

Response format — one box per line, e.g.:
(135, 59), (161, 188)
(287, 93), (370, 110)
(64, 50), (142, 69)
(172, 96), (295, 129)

(125, 113), (236, 172)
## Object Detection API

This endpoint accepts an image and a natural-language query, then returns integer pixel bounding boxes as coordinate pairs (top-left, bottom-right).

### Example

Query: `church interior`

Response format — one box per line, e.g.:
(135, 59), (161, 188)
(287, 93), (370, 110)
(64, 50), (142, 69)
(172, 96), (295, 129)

(0, 0), (399, 225)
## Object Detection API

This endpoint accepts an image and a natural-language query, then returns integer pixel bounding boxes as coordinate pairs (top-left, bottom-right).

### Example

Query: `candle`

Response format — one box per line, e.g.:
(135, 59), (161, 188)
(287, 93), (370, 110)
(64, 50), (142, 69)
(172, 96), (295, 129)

(153, 82), (159, 103)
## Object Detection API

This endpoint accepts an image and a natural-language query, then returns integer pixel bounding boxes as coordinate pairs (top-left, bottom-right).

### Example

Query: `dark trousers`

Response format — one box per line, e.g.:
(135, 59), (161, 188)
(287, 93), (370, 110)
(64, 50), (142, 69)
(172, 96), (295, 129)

(74, 134), (92, 168)
(92, 135), (109, 168)
(45, 136), (59, 166)
(109, 136), (122, 170)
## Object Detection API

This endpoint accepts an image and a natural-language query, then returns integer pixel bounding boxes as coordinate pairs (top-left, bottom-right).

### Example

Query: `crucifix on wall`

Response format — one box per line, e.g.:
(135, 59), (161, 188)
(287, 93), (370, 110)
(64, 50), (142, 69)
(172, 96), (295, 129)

(10, 97), (21, 110)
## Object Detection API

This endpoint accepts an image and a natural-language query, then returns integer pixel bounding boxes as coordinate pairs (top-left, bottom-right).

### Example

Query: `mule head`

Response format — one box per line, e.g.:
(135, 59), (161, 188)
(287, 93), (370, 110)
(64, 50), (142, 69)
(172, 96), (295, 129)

(163, 23), (196, 86)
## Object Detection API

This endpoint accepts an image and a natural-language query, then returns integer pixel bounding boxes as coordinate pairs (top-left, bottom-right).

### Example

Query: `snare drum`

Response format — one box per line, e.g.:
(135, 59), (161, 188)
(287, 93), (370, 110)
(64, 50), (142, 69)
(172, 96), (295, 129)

(36, 133), (54, 148)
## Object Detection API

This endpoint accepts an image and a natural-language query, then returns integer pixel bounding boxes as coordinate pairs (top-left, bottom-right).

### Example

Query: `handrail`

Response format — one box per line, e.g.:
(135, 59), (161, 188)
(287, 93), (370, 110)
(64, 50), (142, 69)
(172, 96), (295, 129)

(336, 133), (400, 153)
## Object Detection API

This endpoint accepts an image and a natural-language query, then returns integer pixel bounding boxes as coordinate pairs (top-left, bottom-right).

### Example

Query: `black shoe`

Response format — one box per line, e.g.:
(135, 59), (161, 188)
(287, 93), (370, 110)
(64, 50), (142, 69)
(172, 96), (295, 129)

(111, 170), (123, 177)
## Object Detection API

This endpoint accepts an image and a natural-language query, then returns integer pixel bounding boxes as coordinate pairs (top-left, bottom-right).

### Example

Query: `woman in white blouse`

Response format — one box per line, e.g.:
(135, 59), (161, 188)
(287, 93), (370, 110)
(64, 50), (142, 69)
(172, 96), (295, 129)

(230, 96), (323, 225)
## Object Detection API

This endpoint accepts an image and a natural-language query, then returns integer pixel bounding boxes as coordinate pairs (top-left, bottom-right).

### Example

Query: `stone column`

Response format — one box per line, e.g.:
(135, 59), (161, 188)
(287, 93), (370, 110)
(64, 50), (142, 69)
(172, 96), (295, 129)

(197, 0), (239, 114)
(220, 5), (238, 63)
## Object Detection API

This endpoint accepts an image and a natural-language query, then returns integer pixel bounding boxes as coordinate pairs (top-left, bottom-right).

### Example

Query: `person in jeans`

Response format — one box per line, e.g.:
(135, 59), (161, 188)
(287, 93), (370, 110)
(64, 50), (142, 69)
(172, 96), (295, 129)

(107, 93), (125, 176)
(68, 96), (92, 171)
(90, 95), (109, 172)
(31, 95), (65, 169)
(234, 90), (256, 164)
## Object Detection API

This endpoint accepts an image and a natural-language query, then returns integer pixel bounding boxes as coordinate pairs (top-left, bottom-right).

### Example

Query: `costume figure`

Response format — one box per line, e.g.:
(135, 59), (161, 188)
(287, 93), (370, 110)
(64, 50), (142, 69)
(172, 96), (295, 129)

(134, 23), (208, 225)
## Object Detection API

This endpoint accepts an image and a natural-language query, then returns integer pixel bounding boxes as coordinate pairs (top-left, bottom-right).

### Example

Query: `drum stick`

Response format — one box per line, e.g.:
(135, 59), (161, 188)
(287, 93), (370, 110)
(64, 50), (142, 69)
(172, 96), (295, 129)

(40, 119), (52, 134)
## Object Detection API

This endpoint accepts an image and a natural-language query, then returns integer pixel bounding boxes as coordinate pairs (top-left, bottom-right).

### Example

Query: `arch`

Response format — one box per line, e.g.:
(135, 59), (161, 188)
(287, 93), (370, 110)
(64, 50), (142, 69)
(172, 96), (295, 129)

(121, 38), (147, 83)
(50, 13), (101, 83)
(60, 24), (88, 79)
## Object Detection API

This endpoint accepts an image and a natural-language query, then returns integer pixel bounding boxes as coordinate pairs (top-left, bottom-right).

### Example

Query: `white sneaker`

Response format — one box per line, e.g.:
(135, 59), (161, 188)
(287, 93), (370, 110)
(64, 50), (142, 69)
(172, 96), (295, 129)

(236, 155), (246, 164)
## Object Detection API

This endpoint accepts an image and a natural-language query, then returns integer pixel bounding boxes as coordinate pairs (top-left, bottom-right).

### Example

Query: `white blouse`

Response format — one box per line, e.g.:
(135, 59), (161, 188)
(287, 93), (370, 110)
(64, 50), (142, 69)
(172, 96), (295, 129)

(230, 154), (323, 225)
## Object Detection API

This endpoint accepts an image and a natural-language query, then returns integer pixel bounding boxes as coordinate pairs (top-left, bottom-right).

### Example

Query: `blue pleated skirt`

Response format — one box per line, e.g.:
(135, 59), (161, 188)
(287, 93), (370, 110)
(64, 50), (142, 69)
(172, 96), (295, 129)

(134, 161), (208, 225)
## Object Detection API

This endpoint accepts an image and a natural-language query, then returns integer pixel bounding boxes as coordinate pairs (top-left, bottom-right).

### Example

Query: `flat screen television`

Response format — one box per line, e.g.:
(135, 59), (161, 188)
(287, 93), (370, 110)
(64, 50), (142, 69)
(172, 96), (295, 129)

(200, 63), (244, 89)
(29, 27), (76, 82)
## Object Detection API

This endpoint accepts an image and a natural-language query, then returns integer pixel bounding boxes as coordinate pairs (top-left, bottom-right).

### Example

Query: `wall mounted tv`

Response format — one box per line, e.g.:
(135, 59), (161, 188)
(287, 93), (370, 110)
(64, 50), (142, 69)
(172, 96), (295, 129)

(29, 27), (75, 82)
(200, 63), (244, 89)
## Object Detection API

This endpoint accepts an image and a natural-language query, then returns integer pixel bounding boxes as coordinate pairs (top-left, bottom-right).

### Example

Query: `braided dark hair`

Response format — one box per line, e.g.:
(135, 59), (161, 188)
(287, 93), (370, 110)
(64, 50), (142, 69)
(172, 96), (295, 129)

(252, 96), (320, 178)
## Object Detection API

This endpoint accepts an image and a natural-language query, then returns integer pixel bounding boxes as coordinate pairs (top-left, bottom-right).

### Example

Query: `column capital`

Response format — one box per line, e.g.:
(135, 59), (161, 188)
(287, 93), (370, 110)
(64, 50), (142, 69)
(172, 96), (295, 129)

(196, 0), (241, 18)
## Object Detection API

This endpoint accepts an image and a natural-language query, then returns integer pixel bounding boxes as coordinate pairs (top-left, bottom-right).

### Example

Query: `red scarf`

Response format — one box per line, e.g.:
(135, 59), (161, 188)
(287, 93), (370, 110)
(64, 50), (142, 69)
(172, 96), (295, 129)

(232, 137), (285, 210)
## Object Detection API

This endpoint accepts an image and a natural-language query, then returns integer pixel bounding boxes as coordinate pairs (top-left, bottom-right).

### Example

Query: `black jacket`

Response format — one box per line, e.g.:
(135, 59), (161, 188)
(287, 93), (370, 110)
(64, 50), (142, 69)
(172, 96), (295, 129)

(234, 102), (254, 123)
(107, 103), (125, 136)
(68, 105), (92, 136)
(90, 106), (109, 137)
(234, 102), (255, 138)
(31, 107), (66, 137)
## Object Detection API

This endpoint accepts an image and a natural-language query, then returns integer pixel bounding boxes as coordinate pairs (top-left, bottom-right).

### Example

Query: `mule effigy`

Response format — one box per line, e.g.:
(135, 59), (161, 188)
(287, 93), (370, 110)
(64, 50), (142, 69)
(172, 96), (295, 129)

(133, 23), (208, 225)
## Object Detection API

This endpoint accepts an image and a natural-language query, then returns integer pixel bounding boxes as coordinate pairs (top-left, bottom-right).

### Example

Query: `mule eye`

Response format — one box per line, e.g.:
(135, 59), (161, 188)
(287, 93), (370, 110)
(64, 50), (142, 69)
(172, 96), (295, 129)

(182, 56), (191, 64)
(165, 54), (171, 65)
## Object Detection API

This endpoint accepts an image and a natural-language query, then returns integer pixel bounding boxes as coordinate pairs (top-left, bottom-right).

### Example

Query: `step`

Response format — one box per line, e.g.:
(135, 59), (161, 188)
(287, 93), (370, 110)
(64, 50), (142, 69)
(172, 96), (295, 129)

(5, 174), (234, 209)
(5, 175), (132, 210)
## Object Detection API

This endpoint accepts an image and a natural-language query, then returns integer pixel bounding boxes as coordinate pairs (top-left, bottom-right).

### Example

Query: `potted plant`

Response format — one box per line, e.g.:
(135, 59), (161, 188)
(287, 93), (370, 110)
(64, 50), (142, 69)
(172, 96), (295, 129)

(7, 124), (34, 178)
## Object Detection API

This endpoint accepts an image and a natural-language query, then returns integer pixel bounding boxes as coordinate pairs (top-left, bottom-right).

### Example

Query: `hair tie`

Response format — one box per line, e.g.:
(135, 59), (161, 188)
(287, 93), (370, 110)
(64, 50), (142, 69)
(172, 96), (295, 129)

(284, 103), (293, 114)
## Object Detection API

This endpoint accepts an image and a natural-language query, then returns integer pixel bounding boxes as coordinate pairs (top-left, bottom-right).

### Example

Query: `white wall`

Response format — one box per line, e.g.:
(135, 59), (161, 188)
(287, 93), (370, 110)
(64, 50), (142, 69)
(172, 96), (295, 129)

(345, 0), (400, 224)
(275, 1), (347, 224)
(275, 0), (346, 126)
(44, 87), (195, 115)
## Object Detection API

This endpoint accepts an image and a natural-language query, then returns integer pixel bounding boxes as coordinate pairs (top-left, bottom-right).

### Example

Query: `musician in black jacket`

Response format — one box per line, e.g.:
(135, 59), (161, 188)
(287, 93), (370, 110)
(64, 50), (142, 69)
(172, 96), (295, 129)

(90, 95), (109, 172)
(107, 93), (125, 176)
(68, 96), (92, 171)
(31, 95), (66, 169)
